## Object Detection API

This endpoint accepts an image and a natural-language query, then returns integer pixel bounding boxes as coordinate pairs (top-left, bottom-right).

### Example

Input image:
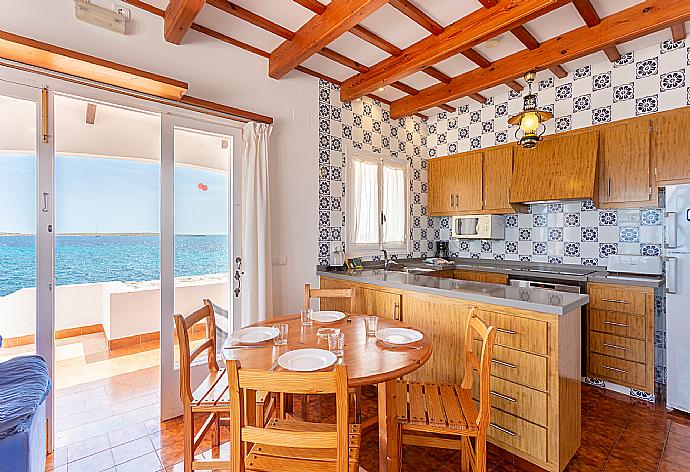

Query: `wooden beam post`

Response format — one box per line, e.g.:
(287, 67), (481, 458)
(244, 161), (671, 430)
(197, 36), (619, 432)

(164, 0), (205, 44)
(268, 0), (388, 79)
(671, 22), (687, 41)
(339, 0), (566, 102)
(390, 0), (690, 118)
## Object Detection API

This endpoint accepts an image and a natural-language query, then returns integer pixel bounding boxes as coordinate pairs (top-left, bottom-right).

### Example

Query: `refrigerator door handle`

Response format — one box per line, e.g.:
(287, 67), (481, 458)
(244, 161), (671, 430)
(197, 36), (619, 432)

(666, 212), (678, 248)
(667, 257), (677, 294)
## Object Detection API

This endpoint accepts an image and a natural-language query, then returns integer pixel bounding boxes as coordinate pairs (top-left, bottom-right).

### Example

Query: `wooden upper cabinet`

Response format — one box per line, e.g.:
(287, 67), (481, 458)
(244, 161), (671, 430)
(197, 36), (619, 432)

(428, 152), (482, 215)
(482, 146), (514, 212)
(598, 121), (655, 207)
(654, 108), (690, 185)
(511, 131), (599, 204)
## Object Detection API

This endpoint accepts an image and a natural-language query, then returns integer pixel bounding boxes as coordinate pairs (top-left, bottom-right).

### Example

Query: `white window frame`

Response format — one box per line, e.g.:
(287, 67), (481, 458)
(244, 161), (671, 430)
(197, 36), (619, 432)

(346, 147), (410, 257)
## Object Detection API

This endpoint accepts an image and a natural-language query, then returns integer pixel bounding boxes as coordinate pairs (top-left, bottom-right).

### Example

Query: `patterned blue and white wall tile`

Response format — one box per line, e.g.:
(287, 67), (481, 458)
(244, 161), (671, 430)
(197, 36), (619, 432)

(318, 79), (432, 265)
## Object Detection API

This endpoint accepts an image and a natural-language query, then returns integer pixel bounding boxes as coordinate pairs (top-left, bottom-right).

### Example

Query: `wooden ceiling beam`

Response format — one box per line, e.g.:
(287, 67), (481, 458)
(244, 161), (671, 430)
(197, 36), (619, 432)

(550, 65), (568, 78)
(510, 25), (540, 50)
(572, 0), (622, 63)
(389, 0), (444, 35)
(390, 0), (690, 118)
(163, 0), (205, 44)
(461, 49), (492, 68)
(506, 81), (523, 92)
(671, 22), (687, 41)
(268, 0), (388, 79)
(340, 0), (567, 101)
(470, 93), (488, 104)
(207, 0), (293, 39)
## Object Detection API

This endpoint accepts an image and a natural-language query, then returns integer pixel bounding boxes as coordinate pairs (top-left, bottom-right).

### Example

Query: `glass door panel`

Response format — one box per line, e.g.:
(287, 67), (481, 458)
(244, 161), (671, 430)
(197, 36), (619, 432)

(0, 93), (38, 357)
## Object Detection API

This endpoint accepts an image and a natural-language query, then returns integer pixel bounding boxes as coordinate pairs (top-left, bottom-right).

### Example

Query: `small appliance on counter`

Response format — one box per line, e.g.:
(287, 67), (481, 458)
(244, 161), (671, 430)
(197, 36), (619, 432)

(435, 241), (449, 259)
(451, 215), (505, 239)
(604, 254), (663, 281)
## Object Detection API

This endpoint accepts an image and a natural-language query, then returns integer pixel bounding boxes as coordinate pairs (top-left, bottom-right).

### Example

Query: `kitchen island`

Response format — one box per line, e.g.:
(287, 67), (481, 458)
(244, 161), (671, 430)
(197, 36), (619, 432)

(318, 269), (589, 472)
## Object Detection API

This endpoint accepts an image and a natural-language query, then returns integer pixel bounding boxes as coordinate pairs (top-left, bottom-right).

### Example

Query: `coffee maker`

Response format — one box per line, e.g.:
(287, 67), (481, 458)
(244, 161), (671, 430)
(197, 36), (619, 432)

(435, 241), (449, 259)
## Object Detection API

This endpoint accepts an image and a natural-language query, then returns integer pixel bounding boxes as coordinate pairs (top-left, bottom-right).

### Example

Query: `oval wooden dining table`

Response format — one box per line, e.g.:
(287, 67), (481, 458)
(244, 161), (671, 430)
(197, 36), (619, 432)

(223, 313), (432, 472)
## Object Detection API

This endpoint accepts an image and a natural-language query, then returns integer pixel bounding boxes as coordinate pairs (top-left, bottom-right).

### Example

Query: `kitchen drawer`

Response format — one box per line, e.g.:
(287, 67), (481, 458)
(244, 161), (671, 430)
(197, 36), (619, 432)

(487, 408), (548, 463)
(589, 309), (646, 339)
(589, 353), (646, 387)
(588, 285), (646, 315)
(472, 375), (547, 427)
(475, 341), (548, 392)
(476, 310), (548, 355)
(428, 270), (454, 278)
(589, 331), (646, 363)
(455, 270), (509, 285)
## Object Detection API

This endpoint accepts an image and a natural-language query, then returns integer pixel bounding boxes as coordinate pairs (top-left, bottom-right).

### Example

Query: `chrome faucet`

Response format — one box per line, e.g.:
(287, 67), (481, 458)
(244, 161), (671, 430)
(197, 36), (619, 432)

(381, 249), (389, 271)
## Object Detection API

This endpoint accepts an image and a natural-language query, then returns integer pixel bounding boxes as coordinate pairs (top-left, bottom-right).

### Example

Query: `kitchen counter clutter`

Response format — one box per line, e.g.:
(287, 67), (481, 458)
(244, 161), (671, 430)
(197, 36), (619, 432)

(317, 268), (589, 315)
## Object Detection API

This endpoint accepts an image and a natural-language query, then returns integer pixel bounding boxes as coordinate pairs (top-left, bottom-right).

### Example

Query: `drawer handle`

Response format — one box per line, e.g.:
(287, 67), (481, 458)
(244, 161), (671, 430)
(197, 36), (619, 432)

(496, 328), (516, 335)
(490, 423), (517, 436)
(603, 321), (628, 328)
(490, 391), (517, 403)
(492, 359), (517, 369)
(603, 365), (627, 374)
(601, 298), (630, 304)
(603, 343), (626, 351)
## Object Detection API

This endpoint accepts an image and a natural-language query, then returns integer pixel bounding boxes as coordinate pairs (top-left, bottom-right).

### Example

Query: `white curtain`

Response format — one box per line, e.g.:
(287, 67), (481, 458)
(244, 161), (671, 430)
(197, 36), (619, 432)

(352, 158), (379, 245)
(241, 121), (273, 326)
(383, 165), (405, 244)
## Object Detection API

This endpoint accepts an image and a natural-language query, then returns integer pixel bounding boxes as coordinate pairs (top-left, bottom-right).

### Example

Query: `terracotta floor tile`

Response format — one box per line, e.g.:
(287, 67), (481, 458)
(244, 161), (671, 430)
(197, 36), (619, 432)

(609, 428), (664, 471)
(670, 422), (690, 440)
(603, 456), (657, 472)
(659, 459), (690, 472)
(667, 431), (690, 453)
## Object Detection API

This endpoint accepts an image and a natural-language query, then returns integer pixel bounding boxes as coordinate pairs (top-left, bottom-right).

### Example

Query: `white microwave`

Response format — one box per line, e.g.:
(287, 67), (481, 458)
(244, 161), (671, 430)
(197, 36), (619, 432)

(451, 215), (505, 239)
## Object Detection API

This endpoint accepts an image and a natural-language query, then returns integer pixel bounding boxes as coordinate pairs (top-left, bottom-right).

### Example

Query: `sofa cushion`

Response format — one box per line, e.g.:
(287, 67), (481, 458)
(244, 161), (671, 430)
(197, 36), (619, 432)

(0, 355), (51, 440)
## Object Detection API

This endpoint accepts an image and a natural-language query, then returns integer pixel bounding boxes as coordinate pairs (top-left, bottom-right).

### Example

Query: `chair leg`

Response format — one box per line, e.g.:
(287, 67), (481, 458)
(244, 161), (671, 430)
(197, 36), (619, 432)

(183, 407), (194, 472)
(351, 387), (362, 424)
(461, 437), (470, 472)
(298, 394), (308, 421)
(212, 412), (220, 448)
(476, 433), (487, 472)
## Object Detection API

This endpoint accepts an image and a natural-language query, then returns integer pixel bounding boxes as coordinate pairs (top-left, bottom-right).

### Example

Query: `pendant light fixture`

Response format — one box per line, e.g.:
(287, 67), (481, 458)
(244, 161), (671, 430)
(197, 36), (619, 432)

(508, 71), (553, 149)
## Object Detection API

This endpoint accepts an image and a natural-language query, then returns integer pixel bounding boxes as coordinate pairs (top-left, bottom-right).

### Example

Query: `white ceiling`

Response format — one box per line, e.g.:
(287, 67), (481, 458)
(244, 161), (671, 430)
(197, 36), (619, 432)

(145, 0), (682, 112)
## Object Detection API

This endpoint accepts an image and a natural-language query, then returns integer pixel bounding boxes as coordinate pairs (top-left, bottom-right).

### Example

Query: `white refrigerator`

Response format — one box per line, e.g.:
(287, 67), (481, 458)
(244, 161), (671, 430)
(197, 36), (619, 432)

(665, 184), (690, 413)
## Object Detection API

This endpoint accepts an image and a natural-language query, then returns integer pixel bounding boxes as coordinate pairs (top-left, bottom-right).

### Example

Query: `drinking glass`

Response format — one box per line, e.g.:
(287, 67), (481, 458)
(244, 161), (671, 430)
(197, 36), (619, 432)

(301, 308), (313, 326)
(328, 332), (345, 357)
(273, 323), (289, 346)
(365, 315), (379, 336)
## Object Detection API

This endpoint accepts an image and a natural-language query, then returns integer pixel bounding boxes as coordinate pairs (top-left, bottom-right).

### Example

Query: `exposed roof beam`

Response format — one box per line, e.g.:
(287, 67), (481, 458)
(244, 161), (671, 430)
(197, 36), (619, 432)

(390, 0), (690, 118)
(340, 0), (567, 101)
(268, 0), (389, 79)
(86, 103), (97, 124)
(163, 0), (205, 44)
(389, 0), (444, 35)
(671, 22), (687, 41)
(470, 93), (488, 104)
(510, 25), (540, 50)
(461, 49), (492, 68)
(208, 0), (293, 39)
(573, 0), (622, 63)
(550, 65), (568, 78)
(506, 81), (523, 92)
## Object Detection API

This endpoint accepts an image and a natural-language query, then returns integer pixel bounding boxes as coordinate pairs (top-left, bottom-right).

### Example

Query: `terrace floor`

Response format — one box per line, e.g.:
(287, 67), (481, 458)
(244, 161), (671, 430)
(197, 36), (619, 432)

(1, 333), (689, 471)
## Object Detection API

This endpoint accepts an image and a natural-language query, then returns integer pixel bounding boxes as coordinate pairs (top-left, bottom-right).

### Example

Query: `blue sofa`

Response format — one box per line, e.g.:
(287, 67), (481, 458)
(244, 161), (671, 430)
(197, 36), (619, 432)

(0, 355), (51, 472)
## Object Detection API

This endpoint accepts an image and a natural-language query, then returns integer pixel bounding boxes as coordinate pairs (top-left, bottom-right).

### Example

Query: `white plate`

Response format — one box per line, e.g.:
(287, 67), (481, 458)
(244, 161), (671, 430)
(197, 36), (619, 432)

(311, 310), (346, 323)
(376, 328), (423, 345)
(229, 326), (279, 345)
(277, 349), (337, 372)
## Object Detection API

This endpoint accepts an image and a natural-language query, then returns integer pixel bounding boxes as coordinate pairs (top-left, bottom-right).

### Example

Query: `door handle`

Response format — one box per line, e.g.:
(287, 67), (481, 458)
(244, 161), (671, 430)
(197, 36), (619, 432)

(667, 257), (677, 294)
(666, 212), (677, 248)
(455, 194), (459, 207)
(234, 257), (242, 297)
(42, 192), (49, 213)
(450, 194), (454, 208)
(608, 178), (611, 197)
(601, 298), (629, 304)
(393, 303), (399, 320)
(492, 359), (517, 369)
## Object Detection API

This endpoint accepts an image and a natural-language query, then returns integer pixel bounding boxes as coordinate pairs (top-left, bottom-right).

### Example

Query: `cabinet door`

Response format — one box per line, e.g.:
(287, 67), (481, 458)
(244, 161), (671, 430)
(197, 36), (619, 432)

(318, 277), (354, 312)
(352, 286), (402, 320)
(483, 146), (514, 212)
(403, 294), (469, 384)
(454, 270), (508, 285)
(428, 157), (451, 215)
(599, 121), (653, 205)
(451, 152), (483, 212)
(654, 108), (690, 184)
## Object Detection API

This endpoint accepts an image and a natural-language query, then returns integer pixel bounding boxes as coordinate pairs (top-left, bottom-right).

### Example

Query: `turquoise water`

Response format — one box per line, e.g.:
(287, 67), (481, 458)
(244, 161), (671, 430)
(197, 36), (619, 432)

(0, 234), (229, 296)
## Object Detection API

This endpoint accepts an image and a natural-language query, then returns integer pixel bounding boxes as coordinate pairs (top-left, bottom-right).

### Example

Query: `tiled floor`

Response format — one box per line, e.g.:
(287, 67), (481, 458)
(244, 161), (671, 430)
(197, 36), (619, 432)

(3, 333), (690, 472)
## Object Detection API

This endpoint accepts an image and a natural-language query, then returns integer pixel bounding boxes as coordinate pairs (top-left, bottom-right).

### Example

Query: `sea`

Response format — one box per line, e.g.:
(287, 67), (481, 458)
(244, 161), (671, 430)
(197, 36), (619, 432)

(0, 234), (229, 297)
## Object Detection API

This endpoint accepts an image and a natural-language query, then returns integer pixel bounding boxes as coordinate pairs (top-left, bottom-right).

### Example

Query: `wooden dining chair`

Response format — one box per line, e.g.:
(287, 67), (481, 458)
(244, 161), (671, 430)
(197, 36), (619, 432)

(226, 360), (361, 472)
(174, 300), (274, 472)
(396, 307), (497, 472)
(303, 283), (362, 423)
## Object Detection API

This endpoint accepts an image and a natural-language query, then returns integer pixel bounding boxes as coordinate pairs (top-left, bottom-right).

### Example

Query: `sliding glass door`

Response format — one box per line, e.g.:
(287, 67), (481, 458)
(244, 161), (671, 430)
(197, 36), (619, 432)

(160, 115), (242, 419)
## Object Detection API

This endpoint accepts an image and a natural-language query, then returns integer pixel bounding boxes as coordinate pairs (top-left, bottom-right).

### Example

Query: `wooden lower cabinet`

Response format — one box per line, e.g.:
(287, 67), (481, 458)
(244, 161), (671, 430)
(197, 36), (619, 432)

(586, 282), (655, 393)
(454, 270), (509, 285)
(319, 276), (582, 472)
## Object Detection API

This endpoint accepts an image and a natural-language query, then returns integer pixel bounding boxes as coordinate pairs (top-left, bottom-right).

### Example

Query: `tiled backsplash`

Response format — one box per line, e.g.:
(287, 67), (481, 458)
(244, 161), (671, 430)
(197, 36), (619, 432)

(439, 201), (665, 267)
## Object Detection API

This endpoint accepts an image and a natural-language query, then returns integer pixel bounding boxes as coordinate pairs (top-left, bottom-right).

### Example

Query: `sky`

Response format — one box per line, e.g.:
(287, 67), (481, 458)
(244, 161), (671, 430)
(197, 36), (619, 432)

(0, 153), (229, 235)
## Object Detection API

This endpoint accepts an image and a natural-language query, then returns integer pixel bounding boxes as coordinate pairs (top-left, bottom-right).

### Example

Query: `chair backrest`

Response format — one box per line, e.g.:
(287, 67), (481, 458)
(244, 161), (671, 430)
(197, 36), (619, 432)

(226, 360), (350, 472)
(304, 283), (354, 312)
(173, 299), (218, 405)
(461, 307), (497, 431)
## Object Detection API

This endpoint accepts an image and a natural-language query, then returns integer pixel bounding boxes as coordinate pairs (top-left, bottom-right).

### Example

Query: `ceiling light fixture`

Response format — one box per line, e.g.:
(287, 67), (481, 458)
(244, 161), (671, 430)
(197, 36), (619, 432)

(508, 71), (553, 149)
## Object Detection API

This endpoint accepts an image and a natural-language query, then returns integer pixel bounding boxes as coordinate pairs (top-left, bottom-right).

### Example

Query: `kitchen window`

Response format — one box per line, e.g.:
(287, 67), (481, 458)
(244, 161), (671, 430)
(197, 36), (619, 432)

(347, 148), (409, 256)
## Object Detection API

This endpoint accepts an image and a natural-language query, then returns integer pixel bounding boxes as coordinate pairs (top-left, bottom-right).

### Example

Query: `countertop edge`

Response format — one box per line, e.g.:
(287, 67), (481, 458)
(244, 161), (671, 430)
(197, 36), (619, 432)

(317, 271), (589, 316)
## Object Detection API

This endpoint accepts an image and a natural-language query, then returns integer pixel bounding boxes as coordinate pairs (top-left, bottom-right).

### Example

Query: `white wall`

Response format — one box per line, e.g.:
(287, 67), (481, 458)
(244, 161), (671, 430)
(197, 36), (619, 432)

(0, 0), (319, 316)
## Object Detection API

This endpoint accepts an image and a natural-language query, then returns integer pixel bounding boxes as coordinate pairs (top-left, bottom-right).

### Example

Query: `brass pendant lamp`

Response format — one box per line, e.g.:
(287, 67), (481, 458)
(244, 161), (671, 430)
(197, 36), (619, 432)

(508, 71), (553, 149)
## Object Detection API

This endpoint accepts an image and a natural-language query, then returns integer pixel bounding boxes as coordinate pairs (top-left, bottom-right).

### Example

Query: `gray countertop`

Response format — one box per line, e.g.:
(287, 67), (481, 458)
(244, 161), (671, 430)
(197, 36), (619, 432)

(317, 269), (589, 315)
